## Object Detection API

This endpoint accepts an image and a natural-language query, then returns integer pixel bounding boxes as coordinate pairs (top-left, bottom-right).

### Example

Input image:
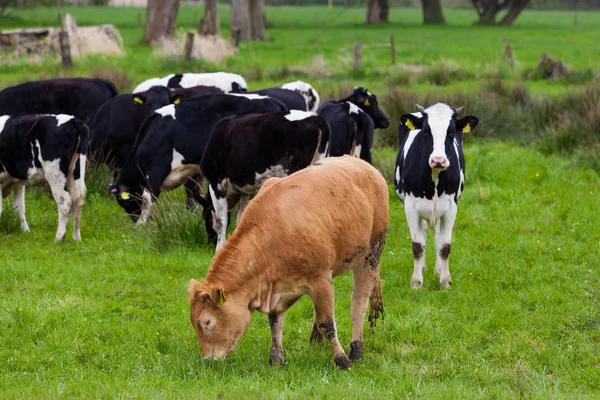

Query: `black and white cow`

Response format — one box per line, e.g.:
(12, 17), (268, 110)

(133, 72), (247, 94)
(317, 87), (390, 164)
(245, 88), (308, 111)
(281, 80), (320, 112)
(0, 114), (88, 241)
(0, 78), (118, 125)
(394, 103), (479, 289)
(201, 110), (331, 251)
(111, 94), (287, 223)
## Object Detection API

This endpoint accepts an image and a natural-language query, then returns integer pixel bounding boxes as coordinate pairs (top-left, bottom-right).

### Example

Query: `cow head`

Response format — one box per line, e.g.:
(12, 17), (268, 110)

(188, 279), (252, 359)
(347, 88), (390, 129)
(132, 87), (182, 112)
(110, 182), (144, 222)
(400, 103), (479, 171)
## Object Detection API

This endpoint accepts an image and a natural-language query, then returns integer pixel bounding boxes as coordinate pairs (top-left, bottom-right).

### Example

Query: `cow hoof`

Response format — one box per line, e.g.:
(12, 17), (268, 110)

(269, 348), (284, 365)
(349, 340), (363, 362)
(441, 277), (452, 289)
(309, 324), (323, 344)
(334, 353), (351, 370)
(410, 279), (423, 290)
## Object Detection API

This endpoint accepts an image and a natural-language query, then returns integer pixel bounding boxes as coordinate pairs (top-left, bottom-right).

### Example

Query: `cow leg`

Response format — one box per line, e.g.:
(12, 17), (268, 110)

(137, 189), (153, 225)
(235, 195), (250, 226)
(268, 312), (285, 365)
(184, 174), (204, 211)
(435, 203), (457, 289)
(310, 280), (350, 370)
(69, 176), (86, 243)
(0, 187), (3, 222)
(406, 205), (427, 289)
(209, 183), (229, 252)
(43, 160), (72, 241)
(12, 184), (30, 232)
(310, 310), (323, 344)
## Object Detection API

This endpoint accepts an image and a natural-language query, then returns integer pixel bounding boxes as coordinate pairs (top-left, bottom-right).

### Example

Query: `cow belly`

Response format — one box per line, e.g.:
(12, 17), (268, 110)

(162, 165), (201, 191)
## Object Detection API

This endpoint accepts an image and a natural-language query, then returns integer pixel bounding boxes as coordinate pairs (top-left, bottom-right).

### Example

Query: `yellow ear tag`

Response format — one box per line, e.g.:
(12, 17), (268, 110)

(405, 120), (416, 130)
(218, 289), (227, 306)
(173, 97), (181, 105)
(364, 99), (371, 107)
(462, 124), (471, 134)
(133, 96), (143, 105)
(121, 192), (130, 200)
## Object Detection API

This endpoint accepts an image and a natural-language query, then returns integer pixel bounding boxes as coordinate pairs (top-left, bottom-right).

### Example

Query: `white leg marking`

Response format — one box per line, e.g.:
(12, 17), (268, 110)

(353, 144), (362, 158)
(209, 184), (229, 252)
(70, 154), (87, 242)
(42, 159), (71, 241)
(435, 200), (457, 288)
(405, 196), (427, 289)
(13, 184), (30, 232)
(137, 189), (153, 225)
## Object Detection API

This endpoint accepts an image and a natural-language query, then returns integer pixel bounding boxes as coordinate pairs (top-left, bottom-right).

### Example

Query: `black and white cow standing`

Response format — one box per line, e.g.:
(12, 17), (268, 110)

(0, 114), (88, 241)
(0, 78), (117, 125)
(133, 72), (247, 94)
(201, 110), (331, 251)
(111, 94), (287, 224)
(317, 87), (390, 164)
(394, 103), (479, 289)
(281, 80), (320, 112)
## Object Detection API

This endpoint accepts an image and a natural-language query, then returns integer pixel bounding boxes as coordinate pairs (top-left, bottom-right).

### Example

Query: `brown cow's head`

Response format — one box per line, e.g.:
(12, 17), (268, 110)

(188, 279), (252, 359)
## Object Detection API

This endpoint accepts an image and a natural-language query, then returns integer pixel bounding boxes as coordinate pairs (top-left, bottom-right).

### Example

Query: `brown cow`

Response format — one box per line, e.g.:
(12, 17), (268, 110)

(188, 156), (389, 369)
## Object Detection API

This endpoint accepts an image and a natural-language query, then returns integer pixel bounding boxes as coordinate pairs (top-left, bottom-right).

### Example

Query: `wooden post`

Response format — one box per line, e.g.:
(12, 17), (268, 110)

(184, 31), (195, 62)
(389, 35), (395, 65)
(328, 0), (333, 8)
(353, 41), (362, 71)
(137, 12), (142, 28)
(59, 31), (72, 68)
(573, 14), (578, 26)
(503, 38), (513, 69)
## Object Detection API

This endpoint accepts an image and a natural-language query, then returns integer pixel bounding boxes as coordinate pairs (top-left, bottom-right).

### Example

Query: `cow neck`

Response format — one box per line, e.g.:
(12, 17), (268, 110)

(204, 224), (270, 310)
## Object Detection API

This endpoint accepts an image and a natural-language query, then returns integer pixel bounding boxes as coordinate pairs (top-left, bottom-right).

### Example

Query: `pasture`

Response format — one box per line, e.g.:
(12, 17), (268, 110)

(1, 3), (599, 399)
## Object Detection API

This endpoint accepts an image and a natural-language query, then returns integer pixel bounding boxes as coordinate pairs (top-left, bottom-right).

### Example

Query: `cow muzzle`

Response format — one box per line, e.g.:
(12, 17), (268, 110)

(430, 156), (449, 170)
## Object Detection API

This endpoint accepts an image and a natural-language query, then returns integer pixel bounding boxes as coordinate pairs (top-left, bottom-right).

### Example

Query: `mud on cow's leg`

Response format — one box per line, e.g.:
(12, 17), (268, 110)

(309, 310), (323, 344)
(310, 279), (351, 370)
(268, 312), (285, 365)
(12, 184), (30, 232)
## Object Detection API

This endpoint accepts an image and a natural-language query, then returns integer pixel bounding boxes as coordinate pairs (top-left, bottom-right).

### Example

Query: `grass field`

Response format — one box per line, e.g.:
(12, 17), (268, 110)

(1, 141), (599, 398)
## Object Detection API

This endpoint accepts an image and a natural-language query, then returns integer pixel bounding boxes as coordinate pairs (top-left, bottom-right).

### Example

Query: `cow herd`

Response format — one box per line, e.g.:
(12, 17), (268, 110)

(0, 71), (479, 369)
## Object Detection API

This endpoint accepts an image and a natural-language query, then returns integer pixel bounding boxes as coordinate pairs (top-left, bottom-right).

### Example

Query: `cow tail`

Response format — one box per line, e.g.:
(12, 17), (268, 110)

(313, 116), (331, 162)
(68, 119), (89, 208)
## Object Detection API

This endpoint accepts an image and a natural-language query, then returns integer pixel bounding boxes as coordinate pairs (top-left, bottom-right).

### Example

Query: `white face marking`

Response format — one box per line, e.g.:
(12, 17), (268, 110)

(55, 114), (74, 127)
(0, 115), (9, 133)
(424, 103), (454, 168)
(281, 80), (320, 112)
(284, 110), (315, 121)
(403, 130), (420, 160)
(156, 104), (176, 119)
(229, 93), (269, 100)
(347, 102), (362, 115)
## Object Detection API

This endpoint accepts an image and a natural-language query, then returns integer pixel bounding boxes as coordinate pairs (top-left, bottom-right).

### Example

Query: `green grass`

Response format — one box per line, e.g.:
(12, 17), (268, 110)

(1, 141), (599, 398)
(1, 6), (599, 93)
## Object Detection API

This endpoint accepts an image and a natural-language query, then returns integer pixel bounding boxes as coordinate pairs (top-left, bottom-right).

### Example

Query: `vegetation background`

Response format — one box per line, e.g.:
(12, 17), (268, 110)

(1, 3), (599, 398)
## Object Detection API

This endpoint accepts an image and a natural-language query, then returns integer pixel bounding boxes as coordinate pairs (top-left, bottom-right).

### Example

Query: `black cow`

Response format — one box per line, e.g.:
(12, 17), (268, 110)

(317, 87), (390, 164)
(244, 88), (308, 111)
(133, 72), (247, 94)
(111, 94), (287, 224)
(0, 78), (118, 125)
(89, 85), (223, 205)
(201, 110), (330, 251)
(0, 114), (89, 241)
(394, 104), (478, 289)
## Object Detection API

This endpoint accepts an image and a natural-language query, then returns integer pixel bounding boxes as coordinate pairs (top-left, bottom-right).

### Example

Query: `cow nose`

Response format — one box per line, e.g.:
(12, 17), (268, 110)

(430, 157), (448, 169)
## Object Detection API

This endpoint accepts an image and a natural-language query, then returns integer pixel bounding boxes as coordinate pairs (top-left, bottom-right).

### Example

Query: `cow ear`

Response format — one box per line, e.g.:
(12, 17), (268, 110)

(456, 116), (479, 134)
(211, 287), (227, 307)
(400, 113), (423, 131)
(133, 96), (144, 105)
(189, 279), (212, 304)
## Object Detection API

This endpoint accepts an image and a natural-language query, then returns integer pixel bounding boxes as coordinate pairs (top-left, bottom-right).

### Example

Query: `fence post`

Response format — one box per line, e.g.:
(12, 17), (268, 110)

(137, 12), (142, 28)
(58, 13), (72, 68)
(353, 41), (362, 71)
(184, 31), (195, 62)
(390, 35), (395, 65)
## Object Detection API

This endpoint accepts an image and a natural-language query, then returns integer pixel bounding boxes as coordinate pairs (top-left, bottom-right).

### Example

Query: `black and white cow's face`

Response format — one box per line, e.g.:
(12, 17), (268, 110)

(132, 87), (182, 113)
(400, 103), (478, 171)
(110, 182), (144, 222)
(348, 88), (390, 129)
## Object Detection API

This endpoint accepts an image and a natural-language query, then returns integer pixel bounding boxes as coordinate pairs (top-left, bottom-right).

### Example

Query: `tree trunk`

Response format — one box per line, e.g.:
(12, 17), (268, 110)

(422, 0), (445, 24)
(366, 0), (388, 24)
(233, 0), (251, 41)
(498, 0), (530, 26)
(142, 0), (180, 44)
(200, 0), (219, 36)
(473, 1), (500, 25)
(249, 0), (265, 41)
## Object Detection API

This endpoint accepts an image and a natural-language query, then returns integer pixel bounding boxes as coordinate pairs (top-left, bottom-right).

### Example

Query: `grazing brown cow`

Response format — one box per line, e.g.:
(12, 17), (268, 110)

(188, 156), (389, 369)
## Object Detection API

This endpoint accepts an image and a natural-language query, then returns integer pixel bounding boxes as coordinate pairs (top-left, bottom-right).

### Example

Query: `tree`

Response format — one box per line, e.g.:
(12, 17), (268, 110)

(249, 0), (265, 41)
(231, 0), (264, 41)
(366, 0), (389, 24)
(142, 0), (180, 43)
(471, 0), (531, 26)
(200, 0), (219, 36)
(422, 0), (445, 24)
